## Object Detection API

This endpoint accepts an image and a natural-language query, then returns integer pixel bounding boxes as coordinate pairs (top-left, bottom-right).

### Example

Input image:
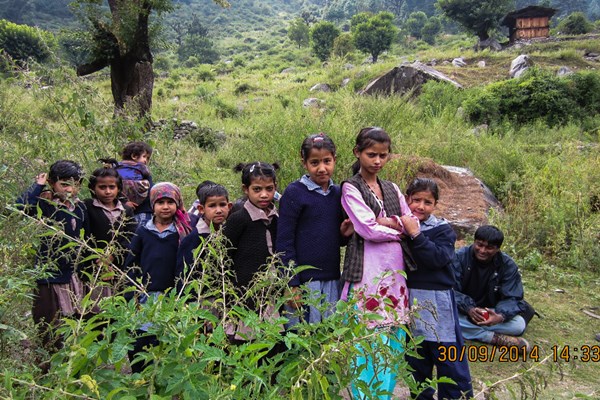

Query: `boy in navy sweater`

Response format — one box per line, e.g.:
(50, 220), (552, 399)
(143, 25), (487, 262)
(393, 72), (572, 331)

(175, 182), (232, 296)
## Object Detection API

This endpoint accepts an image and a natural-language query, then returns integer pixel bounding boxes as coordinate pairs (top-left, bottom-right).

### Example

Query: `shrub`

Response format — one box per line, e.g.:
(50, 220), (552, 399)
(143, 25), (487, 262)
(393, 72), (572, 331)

(0, 19), (57, 65)
(461, 67), (598, 127)
(196, 65), (216, 81)
(233, 56), (246, 67)
(234, 82), (254, 95)
(332, 32), (355, 57)
(154, 53), (173, 71)
(557, 12), (594, 35)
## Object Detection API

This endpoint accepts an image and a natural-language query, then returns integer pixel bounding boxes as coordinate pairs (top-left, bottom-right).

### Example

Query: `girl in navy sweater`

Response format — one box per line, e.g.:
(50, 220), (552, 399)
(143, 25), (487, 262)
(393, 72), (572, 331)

(276, 133), (347, 326)
(125, 182), (192, 373)
(401, 178), (473, 400)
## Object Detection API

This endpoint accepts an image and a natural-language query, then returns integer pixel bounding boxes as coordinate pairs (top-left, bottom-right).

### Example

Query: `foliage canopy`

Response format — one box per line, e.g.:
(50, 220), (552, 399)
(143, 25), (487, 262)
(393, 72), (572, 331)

(310, 21), (340, 62)
(351, 11), (397, 63)
(436, 0), (513, 41)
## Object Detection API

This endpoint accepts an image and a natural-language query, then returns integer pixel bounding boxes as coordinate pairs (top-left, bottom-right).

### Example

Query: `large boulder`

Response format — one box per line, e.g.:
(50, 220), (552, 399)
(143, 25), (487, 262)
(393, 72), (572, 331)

(509, 54), (533, 78)
(385, 156), (502, 242)
(360, 61), (463, 97)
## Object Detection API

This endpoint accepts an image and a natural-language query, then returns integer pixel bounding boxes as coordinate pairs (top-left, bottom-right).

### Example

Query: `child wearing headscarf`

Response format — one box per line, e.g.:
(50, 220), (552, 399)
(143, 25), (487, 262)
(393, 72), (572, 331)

(124, 182), (191, 373)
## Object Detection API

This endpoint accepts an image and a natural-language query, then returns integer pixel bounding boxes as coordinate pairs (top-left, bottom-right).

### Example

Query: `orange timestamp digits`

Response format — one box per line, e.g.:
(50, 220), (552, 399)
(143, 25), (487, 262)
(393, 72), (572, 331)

(438, 345), (541, 363)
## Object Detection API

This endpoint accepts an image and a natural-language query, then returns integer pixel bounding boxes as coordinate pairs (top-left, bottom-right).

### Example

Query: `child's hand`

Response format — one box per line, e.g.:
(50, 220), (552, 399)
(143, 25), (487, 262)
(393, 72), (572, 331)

(377, 217), (402, 231)
(36, 173), (47, 185)
(96, 255), (115, 281)
(340, 218), (354, 237)
(400, 215), (420, 237)
(286, 287), (302, 310)
(125, 201), (138, 209)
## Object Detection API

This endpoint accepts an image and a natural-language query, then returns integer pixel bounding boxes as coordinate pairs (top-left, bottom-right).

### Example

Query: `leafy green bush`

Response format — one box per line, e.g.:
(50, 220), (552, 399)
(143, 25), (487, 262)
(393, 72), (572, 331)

(462, 67), (600, 127)
(557, 12), (594, 35)
(0, 19), (57, 65)
(196, 65), (216, 82)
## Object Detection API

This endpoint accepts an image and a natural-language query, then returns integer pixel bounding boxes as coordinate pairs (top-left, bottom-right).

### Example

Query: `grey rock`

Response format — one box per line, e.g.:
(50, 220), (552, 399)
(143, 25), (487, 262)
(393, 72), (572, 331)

(452, 57), (467, 67)
(303, 98), (325, 108)
(341, 78), (351, 87)
(309, 83), (332, 92)
(509, 54), (533, 78)
(477, 60), (486, 68)
(360, 61), (463, 97)
(557, 66), (573, 77)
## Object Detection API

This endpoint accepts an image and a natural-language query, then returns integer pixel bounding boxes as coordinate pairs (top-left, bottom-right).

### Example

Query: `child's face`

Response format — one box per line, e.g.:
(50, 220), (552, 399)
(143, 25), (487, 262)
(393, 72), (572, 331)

(93, 176), (119, 207)
(407, 190), (436, 222)
(199, 195), (232, 229)
(132, 151), (151, 165)
(49, 178), (80, 199)
(153, 197), (177, 223)
(243, 177), (276, 210)
(354, 142), (390, 176)
(302, 148), (336, 191)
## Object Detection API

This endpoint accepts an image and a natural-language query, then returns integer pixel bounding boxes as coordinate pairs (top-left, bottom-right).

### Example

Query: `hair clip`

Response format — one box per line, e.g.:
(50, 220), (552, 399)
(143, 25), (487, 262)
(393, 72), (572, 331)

(313, 136), (324, 142)
(249, 164), (255, 173)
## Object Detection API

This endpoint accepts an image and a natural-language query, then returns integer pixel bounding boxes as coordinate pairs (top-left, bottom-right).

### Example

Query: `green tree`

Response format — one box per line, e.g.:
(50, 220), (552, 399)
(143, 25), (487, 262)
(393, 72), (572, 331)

(332, 32), (355, 57)
(557, 11), (594, 34)
(72, 0), (228, 119)
(0, 19), (56, 64)
(310, 21), (340, 62)
(404, 11), (427, 38)
(421, 15), (441, 44)
(436, 0), (513, 41)
(177, 15), (219, 64)
(351, 11), (397, 63)
(288, 18), (309, 48)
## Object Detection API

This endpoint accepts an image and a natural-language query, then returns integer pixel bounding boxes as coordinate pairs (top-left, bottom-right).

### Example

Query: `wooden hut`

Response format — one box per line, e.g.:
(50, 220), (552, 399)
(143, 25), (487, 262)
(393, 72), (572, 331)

(502, 6), (557, 42)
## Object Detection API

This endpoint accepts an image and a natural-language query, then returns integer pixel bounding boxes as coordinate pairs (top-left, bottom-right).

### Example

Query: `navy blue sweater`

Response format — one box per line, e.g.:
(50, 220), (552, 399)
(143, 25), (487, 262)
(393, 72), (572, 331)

(406, 215), (457, 290)
(175, 227), (210, 292)
(17, 184), (88, 285)
(124, 225), (179, 292)
(276, 180), (343, 286)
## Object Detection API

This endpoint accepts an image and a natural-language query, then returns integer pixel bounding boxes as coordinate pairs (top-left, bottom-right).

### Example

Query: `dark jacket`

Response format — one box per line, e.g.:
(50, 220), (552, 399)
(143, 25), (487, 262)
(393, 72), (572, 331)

(82, 198), (137, 280)
(17, 184), (88, 284)
(452, 245), (528, 321)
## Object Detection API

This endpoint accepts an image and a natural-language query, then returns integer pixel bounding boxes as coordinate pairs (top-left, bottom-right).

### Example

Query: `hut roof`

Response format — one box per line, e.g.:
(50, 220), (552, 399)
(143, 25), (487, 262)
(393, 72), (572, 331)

(502, 6), (557, 27)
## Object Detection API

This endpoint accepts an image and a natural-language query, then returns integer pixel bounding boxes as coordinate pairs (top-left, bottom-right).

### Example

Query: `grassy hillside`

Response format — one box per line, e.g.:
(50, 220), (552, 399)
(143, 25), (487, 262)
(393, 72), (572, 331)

(1, 32), (599, 398)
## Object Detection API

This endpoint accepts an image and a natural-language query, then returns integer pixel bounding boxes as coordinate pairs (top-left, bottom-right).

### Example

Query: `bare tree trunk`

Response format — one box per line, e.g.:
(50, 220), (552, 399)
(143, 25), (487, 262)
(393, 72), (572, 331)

(110, 58), (153, 118)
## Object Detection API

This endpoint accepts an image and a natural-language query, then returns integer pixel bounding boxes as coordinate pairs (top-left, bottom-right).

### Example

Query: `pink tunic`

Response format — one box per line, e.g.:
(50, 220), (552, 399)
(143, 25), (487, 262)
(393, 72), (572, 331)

(341, 183), (414, 328)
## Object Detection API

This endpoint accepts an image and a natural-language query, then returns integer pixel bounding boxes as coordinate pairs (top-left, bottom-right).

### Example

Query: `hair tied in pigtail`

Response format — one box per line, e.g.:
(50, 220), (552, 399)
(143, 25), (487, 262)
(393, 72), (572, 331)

(313, 134), (324, 143)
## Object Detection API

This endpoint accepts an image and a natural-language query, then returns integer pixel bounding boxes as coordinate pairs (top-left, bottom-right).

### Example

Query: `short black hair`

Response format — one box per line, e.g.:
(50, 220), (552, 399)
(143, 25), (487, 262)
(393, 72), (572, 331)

(405, 178), (439, 202)
(121, 141), (153, 161)
(195, 180), (229, 205)
(48, 160), (84, 183)
(474, 225), (504, 247)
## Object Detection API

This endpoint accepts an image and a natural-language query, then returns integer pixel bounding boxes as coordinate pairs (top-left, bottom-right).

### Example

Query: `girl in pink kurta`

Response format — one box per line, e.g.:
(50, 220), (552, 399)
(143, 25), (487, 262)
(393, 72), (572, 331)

(341, 126), (418, 399)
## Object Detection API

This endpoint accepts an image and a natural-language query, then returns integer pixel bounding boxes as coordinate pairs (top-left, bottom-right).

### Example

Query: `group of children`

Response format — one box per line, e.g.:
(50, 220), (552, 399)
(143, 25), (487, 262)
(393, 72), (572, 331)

(19, 130), (474, 399)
